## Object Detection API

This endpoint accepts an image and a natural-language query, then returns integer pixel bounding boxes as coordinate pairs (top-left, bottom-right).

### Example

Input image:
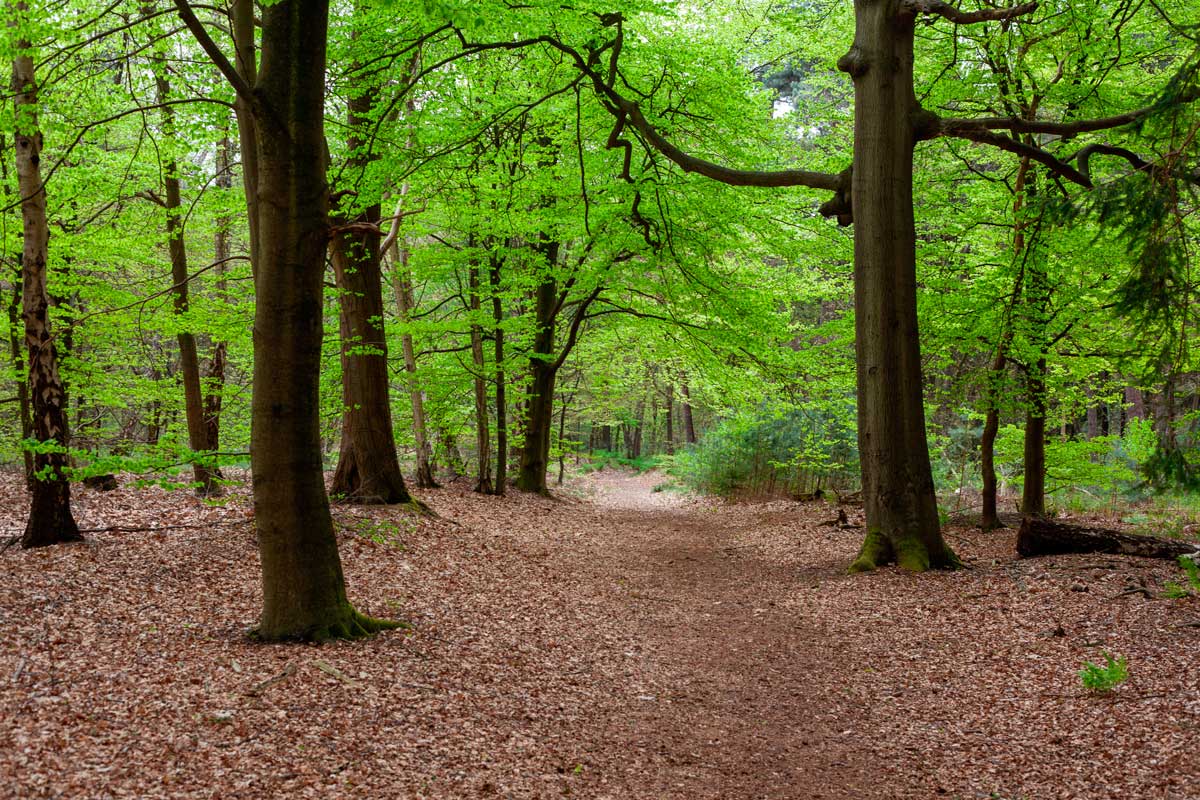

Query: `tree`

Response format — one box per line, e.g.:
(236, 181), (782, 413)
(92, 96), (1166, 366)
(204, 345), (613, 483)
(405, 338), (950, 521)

(175, 0), (398, 639)
(10, 6), (82, 548)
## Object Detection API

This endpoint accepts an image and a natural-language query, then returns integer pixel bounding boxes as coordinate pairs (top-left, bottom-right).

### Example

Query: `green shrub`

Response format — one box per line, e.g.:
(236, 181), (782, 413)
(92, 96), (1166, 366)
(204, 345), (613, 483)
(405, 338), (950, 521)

(1078, 652), (1128, 693)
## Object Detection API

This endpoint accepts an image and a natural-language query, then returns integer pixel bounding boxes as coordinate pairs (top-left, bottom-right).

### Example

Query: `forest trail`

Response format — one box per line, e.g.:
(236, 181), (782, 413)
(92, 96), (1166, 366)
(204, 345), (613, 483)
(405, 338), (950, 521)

(2, 470), (1198, 799)
(561, 471), (874, 799)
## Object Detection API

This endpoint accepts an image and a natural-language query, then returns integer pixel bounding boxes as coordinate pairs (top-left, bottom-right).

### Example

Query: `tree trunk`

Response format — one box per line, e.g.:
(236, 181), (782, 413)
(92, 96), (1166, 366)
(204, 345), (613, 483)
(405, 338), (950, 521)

(1021, 357), (1047, 516)
(391, 253), (438, 489)
(468, 259), (493, 494)
(153, 62), (221, 496)
(216, 0), (394, 640)
(11, 27), (81, 548)
(664, 382), (675, 456)
(841, 0), (957, 572)
(979, 359), (1004, 531)
(516, 263), (558, 494)
(489, 252), (507, 495)
(204, 130), (232, 452)
(680, 380), (697, 444)
(1017, 517), (1200, 561)
(7, 274), (33, 486)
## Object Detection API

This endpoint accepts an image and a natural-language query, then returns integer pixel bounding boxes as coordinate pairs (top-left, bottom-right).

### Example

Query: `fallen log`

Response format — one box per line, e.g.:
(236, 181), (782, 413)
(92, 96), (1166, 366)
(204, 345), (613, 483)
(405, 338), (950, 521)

(1017, 516), (1200, 561)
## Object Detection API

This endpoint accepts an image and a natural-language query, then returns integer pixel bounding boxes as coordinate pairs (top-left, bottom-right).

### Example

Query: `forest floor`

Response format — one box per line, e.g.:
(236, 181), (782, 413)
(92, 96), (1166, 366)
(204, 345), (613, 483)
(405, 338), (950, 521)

(1, 468), (1199, 799)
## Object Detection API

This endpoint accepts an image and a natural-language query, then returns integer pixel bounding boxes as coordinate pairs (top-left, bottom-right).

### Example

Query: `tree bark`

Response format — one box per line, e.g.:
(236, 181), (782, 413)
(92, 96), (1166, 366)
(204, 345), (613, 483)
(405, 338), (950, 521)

(391, 251), (438, 489)
(489, 251), (507, 495)
(680, 380), (697, 444)
(204, 130), (232, 452)
(516, 268), (558, 494)
(664, 382), (675, 455)
(153, 61), (221, 496)
(11, 25), (81, 548)
(468, 258), (493, 494)
(1021, 357), (1047, 516)
(1017, 517), (1200, 561)
(979, 353), (1005, 531)
(7, 274), (33, 486)
(841, 0), (957, 572)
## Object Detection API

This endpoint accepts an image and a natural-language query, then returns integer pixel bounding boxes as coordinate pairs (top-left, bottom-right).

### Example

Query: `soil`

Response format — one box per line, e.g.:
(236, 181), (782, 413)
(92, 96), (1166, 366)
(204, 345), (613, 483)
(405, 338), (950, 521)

(1, 469), (1198, 799)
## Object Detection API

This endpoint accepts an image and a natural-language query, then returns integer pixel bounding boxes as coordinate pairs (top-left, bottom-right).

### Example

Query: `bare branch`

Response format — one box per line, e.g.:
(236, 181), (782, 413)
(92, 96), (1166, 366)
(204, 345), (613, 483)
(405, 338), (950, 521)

(905, 0), (1038, 24)
(172, 1), (257, 111)
(938, 120), (1092, 186)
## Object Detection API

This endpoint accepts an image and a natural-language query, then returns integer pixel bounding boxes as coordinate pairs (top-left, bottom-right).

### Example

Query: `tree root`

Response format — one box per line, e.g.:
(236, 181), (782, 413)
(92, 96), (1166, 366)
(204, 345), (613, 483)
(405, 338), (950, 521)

(849, 528), (961, 574)
(250, 604), (409, 643)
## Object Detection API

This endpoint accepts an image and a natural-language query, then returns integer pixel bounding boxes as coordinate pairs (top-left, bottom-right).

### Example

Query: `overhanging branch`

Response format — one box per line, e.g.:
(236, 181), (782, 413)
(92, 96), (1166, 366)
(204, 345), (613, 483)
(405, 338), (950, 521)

(904, 0), (1039, 24)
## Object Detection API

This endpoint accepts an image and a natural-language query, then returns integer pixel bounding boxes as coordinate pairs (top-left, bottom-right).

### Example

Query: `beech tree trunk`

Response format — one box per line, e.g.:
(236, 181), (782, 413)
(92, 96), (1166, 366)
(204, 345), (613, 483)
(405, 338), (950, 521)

(841, 0), (957, 572)
(12, 28), (81, 548)
(680, 381), (697, 444)
(468, 259), (493, 494)
(7, 275), (34, 485)
(204, 130), (232, 451)
(392, 255), (438, 489)
(516, 272), (558, 494)
(177, 0), (397, 640)
(490, 252), (507, 495)
(153, 63), (221, 496)
(1021, 357), (1047, 516)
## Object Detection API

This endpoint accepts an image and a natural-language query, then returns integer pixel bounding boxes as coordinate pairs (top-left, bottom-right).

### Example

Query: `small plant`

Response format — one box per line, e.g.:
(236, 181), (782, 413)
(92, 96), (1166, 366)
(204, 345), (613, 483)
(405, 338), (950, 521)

(344, 517), (408, 548)
(1163, 555), (1200, 598)
(1078, 652), (1128, 693)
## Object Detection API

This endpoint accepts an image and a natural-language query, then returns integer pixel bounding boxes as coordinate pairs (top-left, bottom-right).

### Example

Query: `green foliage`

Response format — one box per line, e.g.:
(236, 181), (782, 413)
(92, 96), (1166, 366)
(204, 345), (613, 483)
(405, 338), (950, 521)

(1078, 652), (1129, 694)
(341, 516), (411, 548)
(672, 402), (856, 499)
(579, 449), (663, 474)
(1163, 555), (1200, 598)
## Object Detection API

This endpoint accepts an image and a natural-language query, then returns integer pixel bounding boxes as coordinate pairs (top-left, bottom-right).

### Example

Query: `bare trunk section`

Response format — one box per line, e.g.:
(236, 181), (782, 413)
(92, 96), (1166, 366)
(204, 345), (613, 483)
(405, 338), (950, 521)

(841, 0), (956, 572)
(468, 258), (493, 494)
(153, 62), (221, 496)
(516, 269), (558, 495)
(664, 382), (675, 455)
(205, 131), (232, 451)
(1018, 517), (1199, 561)
(1021, 357), (1047, 516)
(979, 355), (1005, 530)
(680, 380), (697, 444)
(489, 252), (507, 495)
(11, 28), (81, 548)
(391, 250), (438, 489)
(7, 275), (33, 485)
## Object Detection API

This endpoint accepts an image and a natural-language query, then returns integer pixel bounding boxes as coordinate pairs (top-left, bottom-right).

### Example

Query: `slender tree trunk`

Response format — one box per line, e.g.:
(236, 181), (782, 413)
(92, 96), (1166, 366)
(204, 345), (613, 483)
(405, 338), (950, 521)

(489, 252), (507, 495)
(153, 63), (220, 495)
(680, 380), (697, 444)
(664, 382), (675, 455)
(391, 251), (438, 489)
(979, 352), (1006, 531)
(230, 0), (259, 276)
(1021, 357), (1048, 516)
(7, 274), (33, 485)
(205, 131), (232, 452)
(11, 27), (81, 548)
(468, 259), (493, 494)
(841, 0), (957, 572)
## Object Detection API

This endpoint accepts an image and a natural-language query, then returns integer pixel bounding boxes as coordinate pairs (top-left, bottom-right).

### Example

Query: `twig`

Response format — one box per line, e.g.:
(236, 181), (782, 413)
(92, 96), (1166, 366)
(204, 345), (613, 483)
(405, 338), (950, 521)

(244, 662), (296, 696)
(78, 519), (250, 534)
(1173, 620), (1200, 628)
(313, 659), (358, 687)
(1110, 587), (1154, 599)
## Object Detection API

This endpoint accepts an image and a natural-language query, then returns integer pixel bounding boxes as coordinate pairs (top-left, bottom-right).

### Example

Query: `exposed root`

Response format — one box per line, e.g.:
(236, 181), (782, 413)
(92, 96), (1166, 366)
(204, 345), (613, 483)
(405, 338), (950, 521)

(849, 529), (961, 574)
(250, 604), (409, 643)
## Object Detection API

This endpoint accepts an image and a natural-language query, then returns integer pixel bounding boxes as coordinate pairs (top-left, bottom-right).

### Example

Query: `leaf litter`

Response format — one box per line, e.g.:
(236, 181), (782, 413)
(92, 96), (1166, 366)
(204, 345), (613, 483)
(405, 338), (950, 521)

(1, 469), (1197, 799)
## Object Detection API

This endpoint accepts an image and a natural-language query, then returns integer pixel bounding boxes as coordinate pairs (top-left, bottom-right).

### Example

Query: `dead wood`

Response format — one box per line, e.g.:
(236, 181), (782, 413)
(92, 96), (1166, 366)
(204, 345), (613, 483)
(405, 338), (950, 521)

(1017, 516), (1200, 561)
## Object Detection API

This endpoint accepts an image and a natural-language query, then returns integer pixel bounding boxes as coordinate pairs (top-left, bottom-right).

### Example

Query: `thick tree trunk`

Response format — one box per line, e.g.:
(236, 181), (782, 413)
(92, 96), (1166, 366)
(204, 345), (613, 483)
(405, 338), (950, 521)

(979, 385), (1003, 529)
(154, 65), (221, 496)
(7, 275), (34, 486)
(841, 0), (957, 572)
(516, 273), (558, 494)
(328, 68), (412, 505)
(490, 252), (507, 495)
(12, 32), (81, 548)
(1017, 517), (1200, 561)
(468, 260), (493, 494)
(237, 0), (394, 640)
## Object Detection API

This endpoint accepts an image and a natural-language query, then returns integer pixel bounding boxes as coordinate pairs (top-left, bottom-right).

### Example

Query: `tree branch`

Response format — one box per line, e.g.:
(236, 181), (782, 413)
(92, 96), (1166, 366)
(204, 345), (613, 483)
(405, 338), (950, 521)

(937, 120), (1092, 186)
(904, 0), (1038, 24)
(172, 1), (259, 113)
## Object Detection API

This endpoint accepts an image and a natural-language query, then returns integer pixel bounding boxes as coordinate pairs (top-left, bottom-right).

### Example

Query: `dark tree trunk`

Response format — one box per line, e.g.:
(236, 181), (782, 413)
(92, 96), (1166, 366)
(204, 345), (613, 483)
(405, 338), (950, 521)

(12, 28), (81, 548)
(664, 383), (675, 455)
(204, 131), (232, 452)
(328, 66), (412, 506)
(1018, 517), (1200, 561)
(979, 359), (1005, 530)
(490, 252), (507, 495)
(841, 0), (957, 572)
(516, 265), (558, 495)
(7, 273), (33, 486)
(680, 381), (697, 444)
(1021, 360), (1047, 517)
(468, 259), (493, 494)
(153, 63), (221, 496)
(178, 0), (398, 640)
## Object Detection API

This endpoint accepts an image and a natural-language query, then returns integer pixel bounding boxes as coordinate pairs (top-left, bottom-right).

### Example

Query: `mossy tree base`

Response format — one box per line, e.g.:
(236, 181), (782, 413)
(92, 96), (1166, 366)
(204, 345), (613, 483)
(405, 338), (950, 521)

(848, 528), (961, 574)
(251, 603), (408, 643)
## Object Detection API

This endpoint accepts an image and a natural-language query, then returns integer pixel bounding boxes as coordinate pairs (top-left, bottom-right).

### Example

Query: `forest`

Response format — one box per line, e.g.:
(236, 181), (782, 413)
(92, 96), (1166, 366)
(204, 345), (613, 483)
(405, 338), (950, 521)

(2, 0), (1200, 797)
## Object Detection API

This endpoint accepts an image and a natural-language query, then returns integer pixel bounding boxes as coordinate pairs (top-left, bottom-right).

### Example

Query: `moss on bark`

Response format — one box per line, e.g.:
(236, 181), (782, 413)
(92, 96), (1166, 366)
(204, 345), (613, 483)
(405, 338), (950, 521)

(849, 528), (961, 574)
(251, 602), (407, 643)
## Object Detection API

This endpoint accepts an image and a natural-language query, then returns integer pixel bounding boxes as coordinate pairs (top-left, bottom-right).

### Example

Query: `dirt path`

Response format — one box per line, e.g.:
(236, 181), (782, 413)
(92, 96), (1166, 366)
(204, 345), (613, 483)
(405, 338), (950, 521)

(566, 472), (874, 799)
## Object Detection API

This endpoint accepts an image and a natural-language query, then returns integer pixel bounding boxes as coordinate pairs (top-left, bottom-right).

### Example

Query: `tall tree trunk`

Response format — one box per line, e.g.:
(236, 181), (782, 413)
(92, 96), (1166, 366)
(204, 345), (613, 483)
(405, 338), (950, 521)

(177, 0), (397, 639)
(153, 61), (221, 495)
(327, 51), (412, 505)
(979, 352), (1006, 531)
(204, 130), (232, 452)
(664, 382), (675, 456)
(468, 259), (493, 494)
(7, 273), (33, 486)
(841, 0), (957, 572)
(516, 268), (558, 495)
(11, 25), (81, 548)
(489, 252), (507, 495)
(391, 251), (438, 488)
(680, 380), (697, 444)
